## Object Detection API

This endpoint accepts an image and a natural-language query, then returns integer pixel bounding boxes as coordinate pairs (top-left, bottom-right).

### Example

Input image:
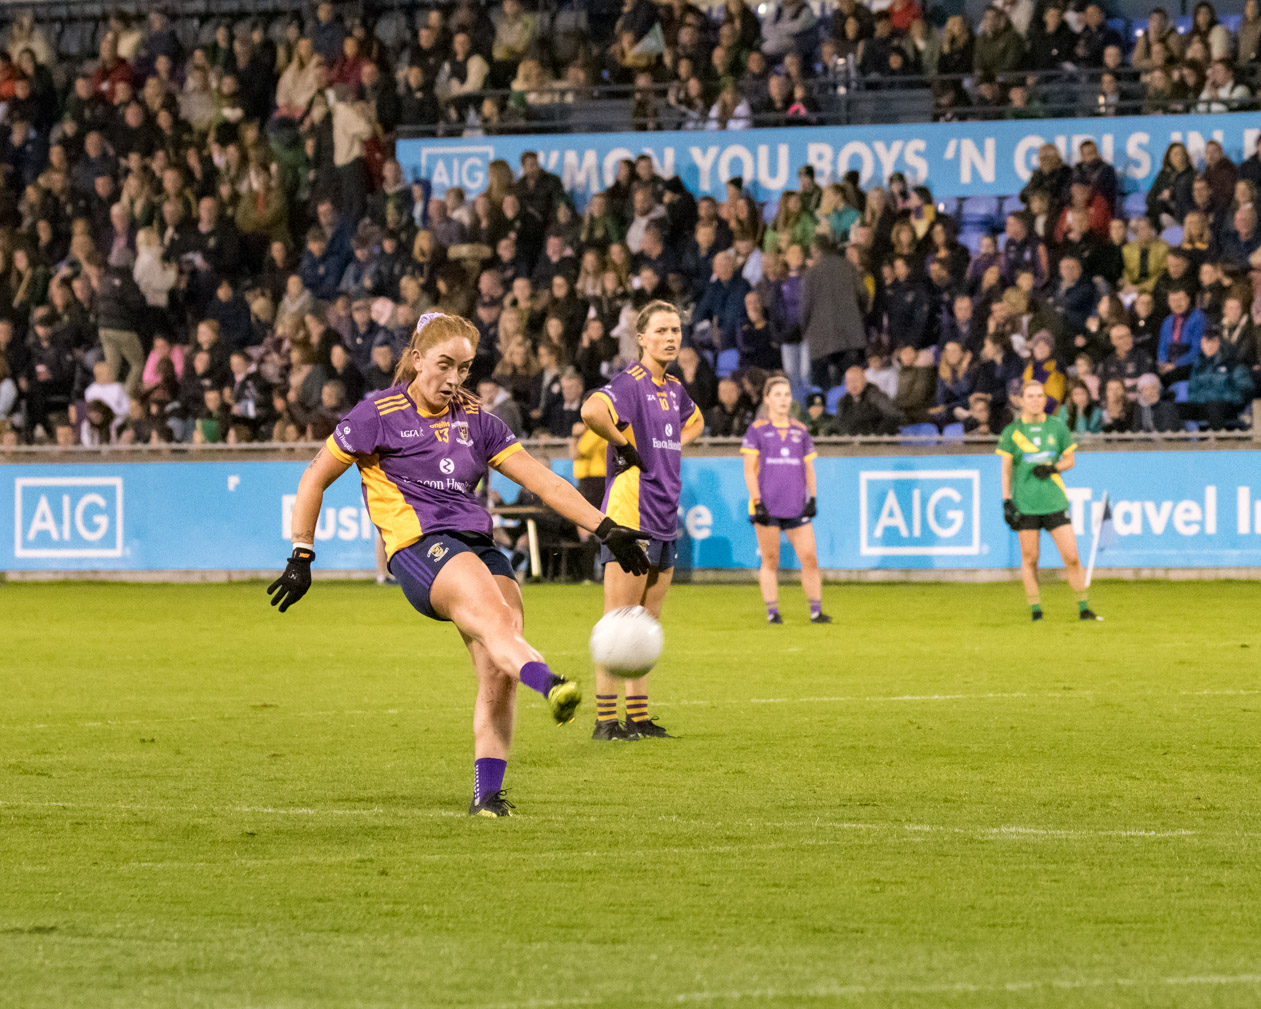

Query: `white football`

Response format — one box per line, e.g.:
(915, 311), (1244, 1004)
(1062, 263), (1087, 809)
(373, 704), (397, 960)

(589, 606), (664, 679)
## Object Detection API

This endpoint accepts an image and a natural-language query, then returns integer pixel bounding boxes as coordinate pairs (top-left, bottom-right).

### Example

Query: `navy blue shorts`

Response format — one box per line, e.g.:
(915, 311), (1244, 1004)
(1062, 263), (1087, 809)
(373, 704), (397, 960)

(751, 514), (811, 530)
(600, 536), (676, 572)
(389, 532), (514, 621)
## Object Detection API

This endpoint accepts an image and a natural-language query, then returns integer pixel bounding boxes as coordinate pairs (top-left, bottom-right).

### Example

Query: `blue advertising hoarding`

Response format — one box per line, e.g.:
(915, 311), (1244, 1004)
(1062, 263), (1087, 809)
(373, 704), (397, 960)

(398, 112), (1261, 206)
(3, 450), (1260, 573)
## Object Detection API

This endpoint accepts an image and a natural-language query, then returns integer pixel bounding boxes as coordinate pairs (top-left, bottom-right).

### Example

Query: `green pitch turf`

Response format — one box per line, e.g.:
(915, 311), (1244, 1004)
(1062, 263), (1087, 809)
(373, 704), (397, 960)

(3, 580), (1260, 1008)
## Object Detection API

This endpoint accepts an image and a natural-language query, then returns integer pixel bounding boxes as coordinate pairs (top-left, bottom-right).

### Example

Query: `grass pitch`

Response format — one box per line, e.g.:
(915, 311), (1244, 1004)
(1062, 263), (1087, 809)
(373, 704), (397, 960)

(2, 579), (1260, 1008)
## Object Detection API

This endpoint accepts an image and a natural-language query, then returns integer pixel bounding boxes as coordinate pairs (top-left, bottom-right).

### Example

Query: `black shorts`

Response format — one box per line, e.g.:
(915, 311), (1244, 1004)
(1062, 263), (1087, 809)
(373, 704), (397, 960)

(1015, 510), (1071, 532)
(599, 536), (676, 572)
(389, 531), (514, 621)
(751, 514), (811, 530)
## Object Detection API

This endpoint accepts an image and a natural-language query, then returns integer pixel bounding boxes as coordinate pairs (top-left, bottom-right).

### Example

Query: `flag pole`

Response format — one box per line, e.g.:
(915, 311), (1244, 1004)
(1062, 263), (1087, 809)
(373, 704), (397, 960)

(1084, 491), (1108, 589)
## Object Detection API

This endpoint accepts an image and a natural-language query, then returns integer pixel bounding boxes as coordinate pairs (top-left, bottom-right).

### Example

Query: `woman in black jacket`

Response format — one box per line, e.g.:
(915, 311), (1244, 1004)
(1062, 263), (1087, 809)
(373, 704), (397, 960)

(1147, 142), (1195, 226)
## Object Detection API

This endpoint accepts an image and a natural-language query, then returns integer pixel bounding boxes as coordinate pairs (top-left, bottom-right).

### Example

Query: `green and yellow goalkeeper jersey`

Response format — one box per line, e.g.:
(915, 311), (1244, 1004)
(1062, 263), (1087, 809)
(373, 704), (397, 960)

(996, 414), (1077, 516)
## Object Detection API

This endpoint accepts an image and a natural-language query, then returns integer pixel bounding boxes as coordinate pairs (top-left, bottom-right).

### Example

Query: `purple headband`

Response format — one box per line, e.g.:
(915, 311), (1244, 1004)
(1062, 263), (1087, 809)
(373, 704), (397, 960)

(415, 311), (444, 334)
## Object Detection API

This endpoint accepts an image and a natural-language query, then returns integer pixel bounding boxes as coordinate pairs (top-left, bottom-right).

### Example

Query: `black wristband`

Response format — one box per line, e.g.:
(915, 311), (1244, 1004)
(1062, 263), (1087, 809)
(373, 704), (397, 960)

(594, 517), (615, 541)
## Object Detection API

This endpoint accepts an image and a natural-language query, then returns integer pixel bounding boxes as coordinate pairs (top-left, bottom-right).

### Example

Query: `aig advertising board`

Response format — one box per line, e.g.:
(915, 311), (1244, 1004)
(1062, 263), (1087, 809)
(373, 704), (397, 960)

(398, 112), (1261, 206)
(2, 451), (1260, 573)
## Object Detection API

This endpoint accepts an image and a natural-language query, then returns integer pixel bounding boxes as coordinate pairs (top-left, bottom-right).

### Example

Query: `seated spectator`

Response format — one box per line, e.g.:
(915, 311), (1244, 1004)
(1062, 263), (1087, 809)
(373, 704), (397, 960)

(1130, 373), (1181, 433)
(1099, 323), (1155, 398)
(1218, 207), (1261, 272)
(1184, 331), (1254, 428)
(1022, 331), (1067, 412)
(1058, 380), (1103, 434)
(543, 368), (585, 438)
(364, 340), (397, 395)
(834, 365), (904, 436)
(1158, 288), (1207, 375)
(929, 340), (974, 426)
(1197, 59), (1251, 114)
(1147, 142), (1194, 227)
(83, 362), (130, 439)
(477, 376), (524, 437)
(1121, 217), (1169, 295)
(693, 250), (750, 352)
(706, 376), (754, 437)
(1046, 255), (1096, 340)
(1099, 378), (1135, 432)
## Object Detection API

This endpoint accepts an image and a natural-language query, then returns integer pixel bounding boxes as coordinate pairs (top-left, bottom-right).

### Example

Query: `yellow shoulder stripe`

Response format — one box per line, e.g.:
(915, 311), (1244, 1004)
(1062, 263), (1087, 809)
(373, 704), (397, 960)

(1011, 430), (1039, 454)
(590, 390), (619, 425)
(489, 442), (524, 468)
(995, 448), (1013, 457)
(326, 435), (356, 465)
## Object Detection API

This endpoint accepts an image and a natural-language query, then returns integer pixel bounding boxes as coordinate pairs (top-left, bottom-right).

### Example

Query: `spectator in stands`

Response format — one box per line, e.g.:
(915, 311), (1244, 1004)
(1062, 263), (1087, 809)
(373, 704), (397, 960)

(1218, 207), (1261, 271)
(707, 376), (754, 437)
(1098, 377), (1134, 432)
(833, 365), (904, 436)
(1021, 144), (1072, 212)
(1099, 323), (1155, 398)
(1158, 287), (1208, 378)
(1130, 372), (1180, 432)
(1148, 142), (1195, 227)
(1058, 380), (1103, 434)
(1197, 59), (1252, 114)
(1185, 330), (1253, 430)
(693, 250), (750, 354)
(802, 236), (867, 389)
(973, 7), (1024, 75)
(1121, 217), (1169, 295)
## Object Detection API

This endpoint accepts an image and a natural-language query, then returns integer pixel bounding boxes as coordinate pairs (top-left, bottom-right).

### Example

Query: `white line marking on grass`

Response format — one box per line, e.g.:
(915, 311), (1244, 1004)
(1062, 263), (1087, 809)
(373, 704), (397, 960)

(1180, 689), (1260, 696)
(0, 801), (1210, 845)
(747, 691), (1053, 704)
(482, 973), (1261, 1008)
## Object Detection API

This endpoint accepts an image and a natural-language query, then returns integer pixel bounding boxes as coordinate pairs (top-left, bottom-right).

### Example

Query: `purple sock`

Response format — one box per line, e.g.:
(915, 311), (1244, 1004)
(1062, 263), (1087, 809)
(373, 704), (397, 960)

(766, 601), (780, 618)
(474, 757), (507, 803)
(519, 660), (563, 697)
(809, 599), (822, 617)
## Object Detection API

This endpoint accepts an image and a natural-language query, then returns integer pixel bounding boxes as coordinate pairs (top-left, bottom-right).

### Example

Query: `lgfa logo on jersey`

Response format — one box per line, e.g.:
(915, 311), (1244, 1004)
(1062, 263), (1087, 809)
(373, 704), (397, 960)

(859, 469), (981, 557)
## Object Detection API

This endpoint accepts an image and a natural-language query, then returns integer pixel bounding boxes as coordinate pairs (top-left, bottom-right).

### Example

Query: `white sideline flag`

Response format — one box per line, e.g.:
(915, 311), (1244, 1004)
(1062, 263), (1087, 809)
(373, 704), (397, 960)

(1084, 492), (1116, 589)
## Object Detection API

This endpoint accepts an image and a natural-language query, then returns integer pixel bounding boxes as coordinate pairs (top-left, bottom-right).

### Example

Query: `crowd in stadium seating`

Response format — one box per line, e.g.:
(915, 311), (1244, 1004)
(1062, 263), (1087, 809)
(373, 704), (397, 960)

(0, 1), (1258, 449)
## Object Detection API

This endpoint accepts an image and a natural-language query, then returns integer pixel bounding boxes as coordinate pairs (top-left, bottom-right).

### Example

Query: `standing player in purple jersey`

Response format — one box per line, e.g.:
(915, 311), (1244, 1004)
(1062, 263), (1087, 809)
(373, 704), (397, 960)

(741, 376), (831, 625)
(580, 300), (705, 741)
(265, 313), (650, 817)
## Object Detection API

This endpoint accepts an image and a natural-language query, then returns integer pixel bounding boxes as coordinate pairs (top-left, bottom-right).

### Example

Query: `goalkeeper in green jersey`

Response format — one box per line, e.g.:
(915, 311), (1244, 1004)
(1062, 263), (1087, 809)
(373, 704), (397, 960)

(996, 380), (1101, 623)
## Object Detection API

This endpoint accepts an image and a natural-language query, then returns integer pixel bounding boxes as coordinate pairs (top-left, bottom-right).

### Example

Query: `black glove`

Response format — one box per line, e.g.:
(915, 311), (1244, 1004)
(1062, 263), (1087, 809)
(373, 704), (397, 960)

(802, 496), (817, 519)
(595, 517), (650, 576)
(613, 440), (647, 476)
(267, 546), (315, 612)
(1032, 464), (1057, 480)
(753, 500), (771, 523)
(1003, 499), (1020, 530)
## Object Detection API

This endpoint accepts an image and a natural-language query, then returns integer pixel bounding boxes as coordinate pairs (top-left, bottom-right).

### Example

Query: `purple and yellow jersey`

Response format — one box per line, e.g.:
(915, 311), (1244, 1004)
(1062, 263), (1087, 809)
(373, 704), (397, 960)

(592, 362), (702, 541)
(741, 419), (816, 518)
(325, 385), (523, 558)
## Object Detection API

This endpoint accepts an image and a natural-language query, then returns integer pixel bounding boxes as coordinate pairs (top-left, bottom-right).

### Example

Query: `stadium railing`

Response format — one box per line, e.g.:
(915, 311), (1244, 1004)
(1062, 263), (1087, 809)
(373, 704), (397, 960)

(397, 69), (1261, 135)
(3, 426), (1257, 462)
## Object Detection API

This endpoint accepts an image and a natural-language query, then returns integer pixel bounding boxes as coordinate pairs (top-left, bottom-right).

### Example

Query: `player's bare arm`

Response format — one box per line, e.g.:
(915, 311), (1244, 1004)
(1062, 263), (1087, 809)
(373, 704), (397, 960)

(290, 446), (352, 547)
(495, 448), (649, 575)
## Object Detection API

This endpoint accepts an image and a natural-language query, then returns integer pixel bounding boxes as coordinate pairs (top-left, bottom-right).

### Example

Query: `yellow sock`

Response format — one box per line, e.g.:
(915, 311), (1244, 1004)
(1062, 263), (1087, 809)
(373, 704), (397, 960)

(626, 695), (648, 723)
(596, 695), (618, 723)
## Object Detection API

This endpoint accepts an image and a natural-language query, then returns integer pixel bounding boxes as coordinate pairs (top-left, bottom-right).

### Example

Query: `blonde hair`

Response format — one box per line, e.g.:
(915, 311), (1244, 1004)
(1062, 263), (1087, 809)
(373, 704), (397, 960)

(635, 298), (678, 335)
(393, 312), (481, 385)
(763, 374), (791, 399)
